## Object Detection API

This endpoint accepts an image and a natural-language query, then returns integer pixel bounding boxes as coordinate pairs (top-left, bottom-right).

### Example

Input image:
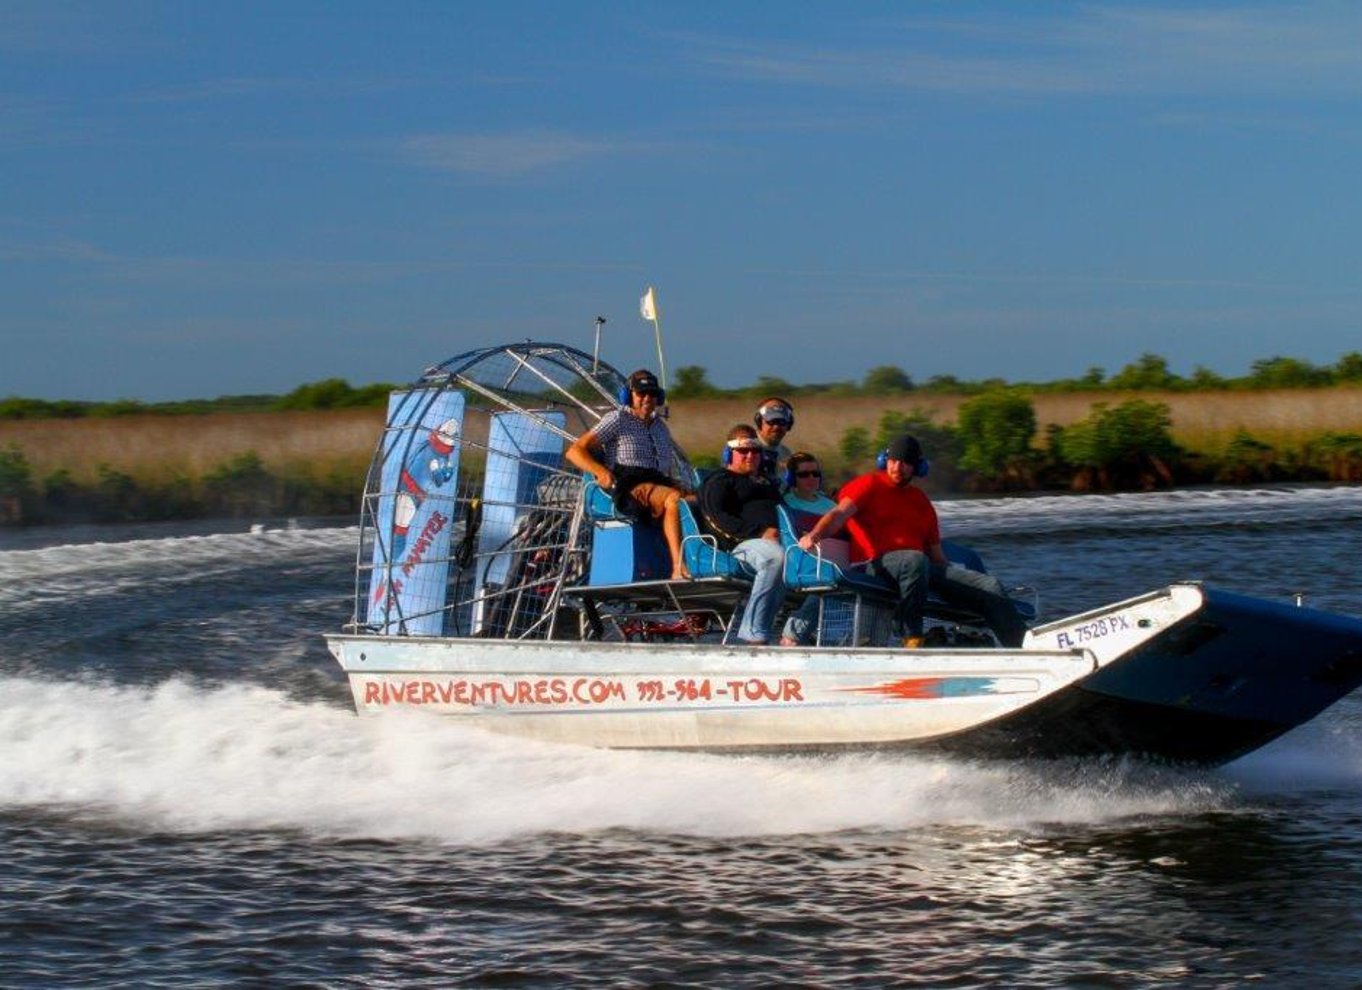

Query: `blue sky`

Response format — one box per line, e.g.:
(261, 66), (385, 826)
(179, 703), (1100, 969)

(3, 2), (1361, 401)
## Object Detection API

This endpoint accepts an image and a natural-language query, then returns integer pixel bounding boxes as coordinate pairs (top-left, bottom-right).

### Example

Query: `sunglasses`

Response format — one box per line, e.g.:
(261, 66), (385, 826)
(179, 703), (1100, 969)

(794, 469), (821, 478)
(731, 447), (762, 457)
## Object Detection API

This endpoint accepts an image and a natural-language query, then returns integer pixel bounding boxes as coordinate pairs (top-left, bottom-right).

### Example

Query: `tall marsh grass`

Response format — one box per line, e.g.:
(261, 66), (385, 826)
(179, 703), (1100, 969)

(3, 388), (1361, 522)
(0, 408), (382, 485)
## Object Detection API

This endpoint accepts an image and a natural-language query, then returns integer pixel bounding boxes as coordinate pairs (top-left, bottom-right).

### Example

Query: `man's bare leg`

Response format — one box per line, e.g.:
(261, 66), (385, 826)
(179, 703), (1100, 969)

(662, 490), (688, 579)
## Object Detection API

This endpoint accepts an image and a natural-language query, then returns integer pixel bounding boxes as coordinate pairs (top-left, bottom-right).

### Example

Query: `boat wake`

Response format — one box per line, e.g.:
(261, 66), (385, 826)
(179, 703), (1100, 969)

(0, 526), (356, 614)
(938, 485), (1362, 537)
(3, 673), (1355, 845)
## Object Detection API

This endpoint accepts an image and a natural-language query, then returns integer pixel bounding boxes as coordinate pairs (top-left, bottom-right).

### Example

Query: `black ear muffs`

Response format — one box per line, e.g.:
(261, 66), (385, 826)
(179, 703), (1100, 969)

(753, 401), (794, 431)
(876, 449), (930, 478)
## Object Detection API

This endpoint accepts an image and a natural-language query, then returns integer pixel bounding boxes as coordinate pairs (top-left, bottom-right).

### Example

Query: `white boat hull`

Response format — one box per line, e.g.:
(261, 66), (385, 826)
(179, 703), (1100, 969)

(326, 635), (1108, 750)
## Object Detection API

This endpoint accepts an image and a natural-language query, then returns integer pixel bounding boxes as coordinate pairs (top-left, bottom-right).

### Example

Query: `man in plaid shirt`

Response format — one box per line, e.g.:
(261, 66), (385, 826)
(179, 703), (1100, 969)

(567, 369), (693, 580)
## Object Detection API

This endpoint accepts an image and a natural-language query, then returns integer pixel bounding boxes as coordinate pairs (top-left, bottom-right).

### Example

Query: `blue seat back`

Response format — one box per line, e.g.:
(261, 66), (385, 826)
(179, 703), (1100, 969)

(679, 501), (752, 580)
(942, 539), (986, 573)
(774, 508), (1036, 633)
(582, 478), (623, 521)
(776, 507), (891, 595)
(582, 478), (669, 583)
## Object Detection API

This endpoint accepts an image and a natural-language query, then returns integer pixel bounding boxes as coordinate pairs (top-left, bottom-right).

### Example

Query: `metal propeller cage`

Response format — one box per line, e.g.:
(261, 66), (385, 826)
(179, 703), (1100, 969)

(349, 342), (695, 640)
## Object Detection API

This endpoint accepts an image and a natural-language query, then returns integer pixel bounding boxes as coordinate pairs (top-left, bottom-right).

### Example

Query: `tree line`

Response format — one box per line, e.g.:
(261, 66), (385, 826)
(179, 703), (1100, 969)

(0, 379), (396, 420)
(5, 391), (1362, 526)
(668, 351), (1362, 400)
(823, 394), (1362, 494)
(4, 351), (1362, 420)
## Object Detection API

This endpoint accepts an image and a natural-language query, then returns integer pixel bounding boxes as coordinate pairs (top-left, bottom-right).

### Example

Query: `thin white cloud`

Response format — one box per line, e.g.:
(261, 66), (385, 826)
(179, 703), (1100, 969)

(399, 130), (618, 176)
(0, 5), (134, 55)
(694, 40), (1087, 95)
(0, 234), (116, 264)
(685, 3), (1362, 98)
(122, 74), (421, 105)
(0, 232), (645, 285)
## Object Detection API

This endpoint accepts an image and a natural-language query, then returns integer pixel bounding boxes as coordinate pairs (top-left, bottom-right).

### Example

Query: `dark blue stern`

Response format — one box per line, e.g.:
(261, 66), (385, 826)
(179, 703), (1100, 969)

(940, 588), (1362, 765)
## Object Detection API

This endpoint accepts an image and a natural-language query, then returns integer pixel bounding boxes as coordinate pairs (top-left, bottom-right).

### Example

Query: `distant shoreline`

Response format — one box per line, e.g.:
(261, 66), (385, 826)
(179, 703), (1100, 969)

(2, 388), (1361, 525)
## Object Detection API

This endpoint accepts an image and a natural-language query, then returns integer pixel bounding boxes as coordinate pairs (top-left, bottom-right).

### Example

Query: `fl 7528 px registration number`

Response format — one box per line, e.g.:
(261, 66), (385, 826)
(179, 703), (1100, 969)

(1054, 613), (1131, 649)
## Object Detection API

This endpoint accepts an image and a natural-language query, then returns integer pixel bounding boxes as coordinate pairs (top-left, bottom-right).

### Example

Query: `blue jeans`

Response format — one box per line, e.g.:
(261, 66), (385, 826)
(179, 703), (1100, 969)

(869, 550), (1027, 646)
(732, 537), (787, 643)
(931, 562), (1028, 647)
(868, 549), (930, 638)
(781, 596), (822, 645)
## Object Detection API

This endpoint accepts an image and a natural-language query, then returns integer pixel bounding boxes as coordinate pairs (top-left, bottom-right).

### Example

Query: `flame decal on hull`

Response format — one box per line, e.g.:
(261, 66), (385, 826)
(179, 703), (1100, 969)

(843, 677), (1003, 700)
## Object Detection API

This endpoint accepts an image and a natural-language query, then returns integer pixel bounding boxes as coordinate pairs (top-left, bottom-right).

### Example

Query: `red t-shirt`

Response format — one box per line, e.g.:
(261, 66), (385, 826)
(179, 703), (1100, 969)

(838, 471), (940, 563)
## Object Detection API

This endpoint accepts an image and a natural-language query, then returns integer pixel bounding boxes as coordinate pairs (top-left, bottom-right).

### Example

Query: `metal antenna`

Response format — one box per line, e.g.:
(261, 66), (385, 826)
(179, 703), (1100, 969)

(592, 316), (606, 373)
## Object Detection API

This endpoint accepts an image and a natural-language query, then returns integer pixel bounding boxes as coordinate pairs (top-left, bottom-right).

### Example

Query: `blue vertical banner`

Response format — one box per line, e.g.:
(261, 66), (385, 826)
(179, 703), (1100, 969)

(471, 410), (567, 634)
(366, 389), (466, 635)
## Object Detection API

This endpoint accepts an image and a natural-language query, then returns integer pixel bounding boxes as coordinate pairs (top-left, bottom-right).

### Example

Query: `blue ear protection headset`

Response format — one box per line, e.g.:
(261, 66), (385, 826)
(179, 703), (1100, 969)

(782, 461), (809, 489)
(876, 448), (931, 478)
(617, 383), (666, 406)
(721, 437), (760, 467)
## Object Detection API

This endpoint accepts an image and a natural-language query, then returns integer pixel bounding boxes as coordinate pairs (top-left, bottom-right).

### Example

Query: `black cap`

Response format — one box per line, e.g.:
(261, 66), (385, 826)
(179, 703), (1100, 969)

(628, 369), (661, 395)
(886, 434), (923, 464)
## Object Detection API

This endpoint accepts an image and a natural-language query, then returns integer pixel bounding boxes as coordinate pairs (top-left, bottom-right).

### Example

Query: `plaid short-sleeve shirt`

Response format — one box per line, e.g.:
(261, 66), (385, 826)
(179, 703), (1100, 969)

(592, 409), (675, 474)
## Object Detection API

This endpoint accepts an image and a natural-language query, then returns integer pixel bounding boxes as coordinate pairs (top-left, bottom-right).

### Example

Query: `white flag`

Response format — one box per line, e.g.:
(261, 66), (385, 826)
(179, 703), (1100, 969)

(640, 286), (657, 322)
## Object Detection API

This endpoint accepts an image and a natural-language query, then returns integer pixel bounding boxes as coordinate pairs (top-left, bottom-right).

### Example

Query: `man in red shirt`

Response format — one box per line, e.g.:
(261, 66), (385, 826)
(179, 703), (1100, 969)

(798, 434), (1026, 648)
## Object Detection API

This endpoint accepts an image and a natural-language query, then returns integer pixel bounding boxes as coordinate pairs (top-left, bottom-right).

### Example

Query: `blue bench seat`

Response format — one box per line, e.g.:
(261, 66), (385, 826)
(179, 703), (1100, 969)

(678, 500), (752, 581)
(776, 507), (1036, 626)
(582, 479), (753, 584)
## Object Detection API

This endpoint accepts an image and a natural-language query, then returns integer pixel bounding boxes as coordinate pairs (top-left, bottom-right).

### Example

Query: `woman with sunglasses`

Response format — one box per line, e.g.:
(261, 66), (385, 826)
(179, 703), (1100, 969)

(779, 452), (839, 647)
(782, 451), (836, 520)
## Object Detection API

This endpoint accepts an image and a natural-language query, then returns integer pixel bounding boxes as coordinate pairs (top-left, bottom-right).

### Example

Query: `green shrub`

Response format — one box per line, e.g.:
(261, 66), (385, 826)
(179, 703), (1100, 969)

(862, 365), (914, 394)
(1246, 356), (1333, 389)
(871, 410), (959, 465)
(91, 465), (142, 522)
(1108, 353), (1184, 391)
(956, 390), (1037, 486)
(1308, 433), (1362, 481)
(745, 375), (796, 398)
(0, 446), (32, 498)
(274, 378), (391, 411)
(89, 399), (148, 418)
(919, 374), (964, 393)
(669, 366), (719, 399)
(1336, 353), (1362, 383)
(1054, 399), (1180, 490)
(203, 452), (277, 516)
(839, 426), (872, 466)
(1214, 430), (1275, 484)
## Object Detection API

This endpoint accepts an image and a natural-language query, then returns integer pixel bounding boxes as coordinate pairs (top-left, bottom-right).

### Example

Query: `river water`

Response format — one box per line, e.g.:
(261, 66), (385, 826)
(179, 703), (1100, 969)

(4, 487), (1362, 987)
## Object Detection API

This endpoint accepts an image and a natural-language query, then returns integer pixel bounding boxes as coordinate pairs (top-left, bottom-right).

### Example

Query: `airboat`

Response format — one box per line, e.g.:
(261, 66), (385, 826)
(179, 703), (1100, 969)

(325, 342), (1362, 764)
